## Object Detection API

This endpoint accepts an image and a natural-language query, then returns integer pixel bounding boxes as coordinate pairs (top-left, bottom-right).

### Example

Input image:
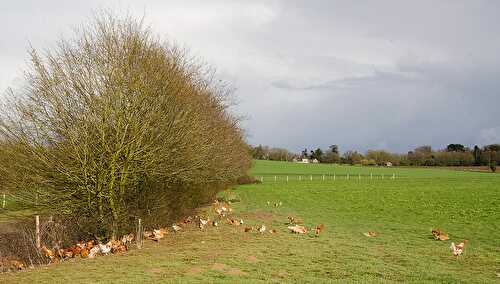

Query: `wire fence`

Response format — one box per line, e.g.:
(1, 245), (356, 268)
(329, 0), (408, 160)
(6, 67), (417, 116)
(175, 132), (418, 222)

(254, 173), (401, 183)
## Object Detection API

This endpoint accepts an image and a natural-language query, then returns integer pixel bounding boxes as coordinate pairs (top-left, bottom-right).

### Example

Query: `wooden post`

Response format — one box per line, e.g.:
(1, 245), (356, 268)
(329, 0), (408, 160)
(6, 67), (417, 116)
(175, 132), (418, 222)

(2, 193), (5, 209)
(310, 175), (313, 181)
(333, 173), (336, 181)
(322, 174), (325, 181)
(274, 176), (277, 182)
(299, 176), (302, 181)
(137, 218), (143, 249)
(358, 174), (361, 180)
(347, 174), (350, 180)
(35, 215), (40, 249)
(370, 173), (373, 180)
(286, 176), (289, 182)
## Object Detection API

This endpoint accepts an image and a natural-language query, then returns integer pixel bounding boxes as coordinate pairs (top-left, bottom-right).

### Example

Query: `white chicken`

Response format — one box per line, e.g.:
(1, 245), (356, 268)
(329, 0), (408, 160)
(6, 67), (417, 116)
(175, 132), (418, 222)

(88, 246), (101, 258)
(98, 243), (111, 255)
(450, 240), (468, 257)
(258, 224), (266, 234)
(288, 225), (308, 234)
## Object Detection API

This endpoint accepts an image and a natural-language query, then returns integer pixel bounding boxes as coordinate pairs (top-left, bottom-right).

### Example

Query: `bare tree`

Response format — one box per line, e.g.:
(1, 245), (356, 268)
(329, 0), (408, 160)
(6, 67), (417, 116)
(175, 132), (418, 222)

(0, 12), (251, 238)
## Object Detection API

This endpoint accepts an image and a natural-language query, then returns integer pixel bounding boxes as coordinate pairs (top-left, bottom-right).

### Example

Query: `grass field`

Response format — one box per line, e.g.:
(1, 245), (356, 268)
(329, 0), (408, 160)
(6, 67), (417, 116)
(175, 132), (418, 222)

(1, 160), (500, 283)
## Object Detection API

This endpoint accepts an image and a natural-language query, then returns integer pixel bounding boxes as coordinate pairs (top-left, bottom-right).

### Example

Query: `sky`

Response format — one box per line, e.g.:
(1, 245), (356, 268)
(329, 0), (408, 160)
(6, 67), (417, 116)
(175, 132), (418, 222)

(1, 1), (499, 153)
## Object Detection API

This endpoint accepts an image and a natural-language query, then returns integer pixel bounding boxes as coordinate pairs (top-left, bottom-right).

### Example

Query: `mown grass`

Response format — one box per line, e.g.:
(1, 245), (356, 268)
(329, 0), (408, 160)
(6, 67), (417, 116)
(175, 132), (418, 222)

(1, 160), (499, 283)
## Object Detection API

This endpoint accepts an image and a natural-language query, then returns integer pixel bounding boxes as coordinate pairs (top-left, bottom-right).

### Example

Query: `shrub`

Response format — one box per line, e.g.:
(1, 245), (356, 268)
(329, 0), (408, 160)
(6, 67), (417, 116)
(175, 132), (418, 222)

(491, 162), (497, 173)
(0, 13), (251, 237)
(236, 175), (261, 185)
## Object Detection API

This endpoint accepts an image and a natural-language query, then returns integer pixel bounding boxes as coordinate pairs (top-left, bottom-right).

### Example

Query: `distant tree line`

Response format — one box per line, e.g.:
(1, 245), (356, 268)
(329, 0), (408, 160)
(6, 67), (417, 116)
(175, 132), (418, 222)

(249, 143), (499, 171)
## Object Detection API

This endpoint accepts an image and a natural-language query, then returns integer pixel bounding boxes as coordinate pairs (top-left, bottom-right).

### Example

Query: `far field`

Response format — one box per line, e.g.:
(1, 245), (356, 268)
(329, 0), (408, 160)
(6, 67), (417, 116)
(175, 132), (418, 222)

(1, 160), (499, 283)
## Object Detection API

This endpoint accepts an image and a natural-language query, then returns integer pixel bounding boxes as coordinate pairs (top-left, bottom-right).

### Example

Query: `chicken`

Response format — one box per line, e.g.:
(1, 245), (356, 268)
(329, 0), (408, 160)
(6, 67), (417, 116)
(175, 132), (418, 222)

(121, 233), (134, 245)
(80, 248), (89, 258)
(199, 217), (210, 230)
(172, 224), (182, 232)
(88, 246), (101, 258)
(244, 227), (253, 232)
(258, 225), (266, 234)
(363, 231), (377, 237)
(86, 240), (95, 249)
(76, 241), (86, 249)
(269, 229), (278, 234)
(450, 240), (469, 257)
(287, 216), (295, 224)
(288, 225), (308, 234)
(431, 228), (449, 241)
(182, 216), (193, 225)
(315, 224), (325, 236)
(98, 243), (111, 255)
(214, 202), (232, 217)
(112, 244), (128, 254)
(9, 260), (25, 270)
(212, 221), (218, 227)
(63, 249), (74, 258)
(227, 218), (242, 226)
(41, 246), (56, 261)
(70, 245), (82, 257)
(151, 229), (166, 241)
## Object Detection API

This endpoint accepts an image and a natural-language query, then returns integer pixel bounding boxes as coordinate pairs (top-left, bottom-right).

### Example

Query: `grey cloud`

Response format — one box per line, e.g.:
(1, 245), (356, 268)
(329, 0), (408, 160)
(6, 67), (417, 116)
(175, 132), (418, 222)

(1, 1), (500, 153)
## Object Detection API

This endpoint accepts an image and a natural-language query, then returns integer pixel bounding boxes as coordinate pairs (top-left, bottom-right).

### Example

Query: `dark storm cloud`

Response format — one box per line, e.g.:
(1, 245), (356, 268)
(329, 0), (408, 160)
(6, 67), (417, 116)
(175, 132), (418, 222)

(1, 1), (499, 153)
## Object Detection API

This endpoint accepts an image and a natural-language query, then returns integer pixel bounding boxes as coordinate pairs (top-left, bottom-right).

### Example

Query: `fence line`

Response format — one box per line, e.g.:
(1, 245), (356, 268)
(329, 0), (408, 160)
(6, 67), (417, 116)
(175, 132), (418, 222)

(257, 173), (399, 183)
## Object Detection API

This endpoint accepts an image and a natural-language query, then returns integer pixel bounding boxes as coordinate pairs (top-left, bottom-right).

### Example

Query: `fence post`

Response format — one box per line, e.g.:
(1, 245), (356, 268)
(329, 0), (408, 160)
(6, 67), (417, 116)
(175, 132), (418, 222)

(333, 173), (336, 181)
(310, 175), (313, 181)
(137, 218), (143, 249)
(286, 176), (289, 182)
(358, 174), (361, 180)
(382, 174), (384, 179)
(299, 176), (302, 181)
(322, 174), (325, 181)
(347, 174), (350, 180)
(274, 176), (277, 182)
(370, 173), (373, 180)
(35, 215), (40, 249)
(2, 193), (5, 209)
(392, 173), (396, 179)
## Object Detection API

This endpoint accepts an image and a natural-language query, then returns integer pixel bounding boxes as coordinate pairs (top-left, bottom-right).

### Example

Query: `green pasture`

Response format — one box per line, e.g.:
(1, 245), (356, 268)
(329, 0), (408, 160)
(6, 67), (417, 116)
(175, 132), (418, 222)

(1, 160), (499, 283)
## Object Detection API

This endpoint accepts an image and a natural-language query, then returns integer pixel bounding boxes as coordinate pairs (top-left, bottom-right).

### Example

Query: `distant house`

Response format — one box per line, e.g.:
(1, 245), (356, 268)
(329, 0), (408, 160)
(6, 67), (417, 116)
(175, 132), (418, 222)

(385, 162), (393, 167)
(296, 158), (310, 163)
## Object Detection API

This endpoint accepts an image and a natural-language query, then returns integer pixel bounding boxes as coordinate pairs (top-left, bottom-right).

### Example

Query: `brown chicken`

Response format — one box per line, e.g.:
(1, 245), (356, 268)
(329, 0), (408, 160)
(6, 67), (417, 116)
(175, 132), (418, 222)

(41, 246), (55, 260)
(244, 227), (253, 232)
(315, 224), (325, 236)
(63, 249), (74, 259)
(10, 260), (25, 270)
(80, 248), (89, 258)
(431, 228), (449, 241)
(363, 231), (377, 237)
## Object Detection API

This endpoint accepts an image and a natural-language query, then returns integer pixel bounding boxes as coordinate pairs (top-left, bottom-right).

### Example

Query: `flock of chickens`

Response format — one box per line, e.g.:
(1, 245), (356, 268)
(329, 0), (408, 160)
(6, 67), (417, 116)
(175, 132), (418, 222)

(0, 200), (469, 272)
